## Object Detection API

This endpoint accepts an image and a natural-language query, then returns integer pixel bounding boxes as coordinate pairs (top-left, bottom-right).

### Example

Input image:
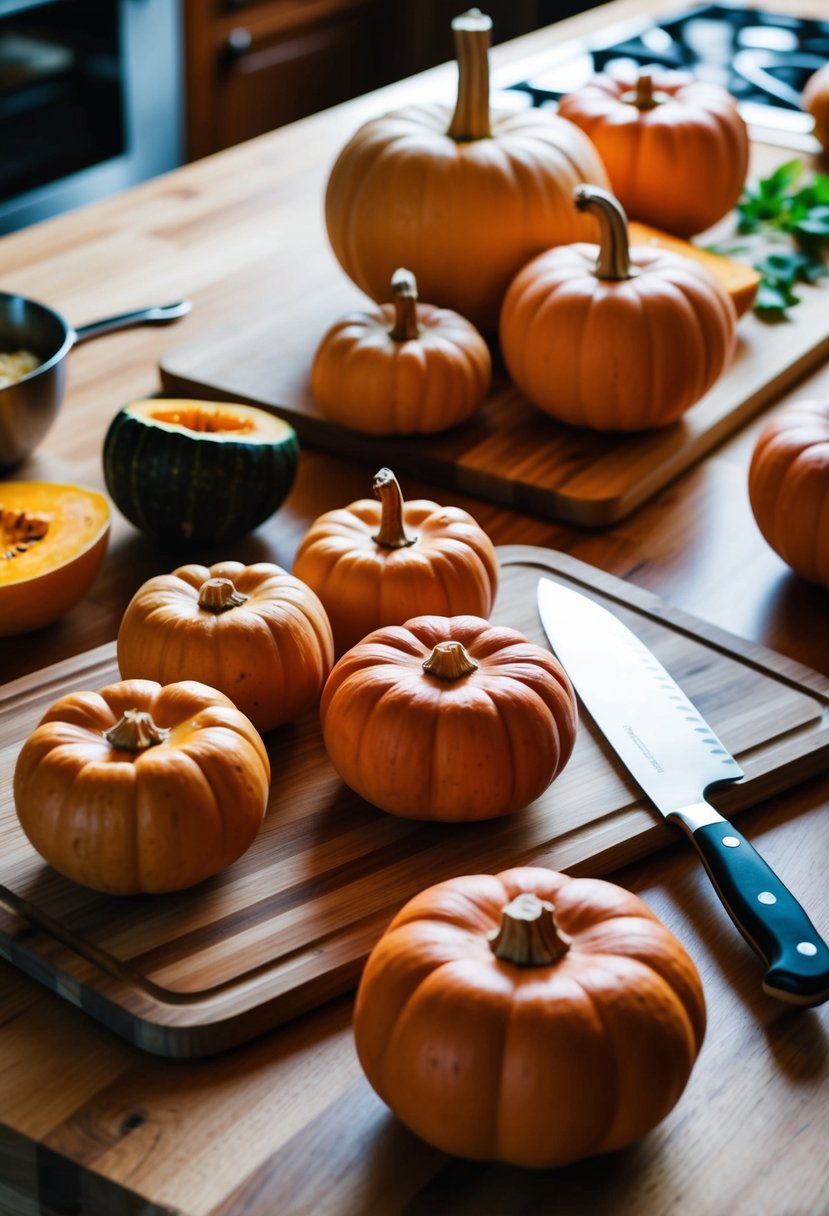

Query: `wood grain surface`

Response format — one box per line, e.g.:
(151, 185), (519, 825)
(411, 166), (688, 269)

(0, 1), (828, 1212)
(2, 545), (828, 1058)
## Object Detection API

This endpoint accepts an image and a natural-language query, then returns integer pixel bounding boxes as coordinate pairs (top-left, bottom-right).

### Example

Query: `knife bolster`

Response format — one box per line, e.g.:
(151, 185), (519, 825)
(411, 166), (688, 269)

(668, 801), (727, 835)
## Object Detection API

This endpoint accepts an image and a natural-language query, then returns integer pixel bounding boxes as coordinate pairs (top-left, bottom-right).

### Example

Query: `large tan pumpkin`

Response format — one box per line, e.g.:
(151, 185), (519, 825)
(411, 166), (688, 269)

(558, 69), (748, 237)
(325, 10), (609, 332)
(499, 185), (737, 430)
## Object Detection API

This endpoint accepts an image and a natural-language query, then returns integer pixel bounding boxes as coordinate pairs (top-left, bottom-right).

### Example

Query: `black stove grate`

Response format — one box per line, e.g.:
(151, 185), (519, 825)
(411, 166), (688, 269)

(503, 3), (829, 146)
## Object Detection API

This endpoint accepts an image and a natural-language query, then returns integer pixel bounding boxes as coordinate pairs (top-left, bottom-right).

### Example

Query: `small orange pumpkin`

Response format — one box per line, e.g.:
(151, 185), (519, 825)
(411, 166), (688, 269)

(748, 399), (829, 588)
(311, 268), (492, 435)
(558, 69), (749, 237)
(354, 866), (706, 1166)
(320, 615), (577, 821)
(499, 185), (737, 430)
(803, 64), (829, 151)
(13, 679), (271, 894)
(292, 469), (499, 654)
(117, 561), (334, 731)
(325, 10), (608, 332)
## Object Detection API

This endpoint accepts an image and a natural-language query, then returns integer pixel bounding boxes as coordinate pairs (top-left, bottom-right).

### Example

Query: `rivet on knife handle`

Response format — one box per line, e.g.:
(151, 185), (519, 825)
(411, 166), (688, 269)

(671, 804), (829, 1006)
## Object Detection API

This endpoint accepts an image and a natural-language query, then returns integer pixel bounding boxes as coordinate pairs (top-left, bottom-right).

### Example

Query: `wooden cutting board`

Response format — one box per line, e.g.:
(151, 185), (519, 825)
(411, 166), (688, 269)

(1, 546), (828, 1057)
(159, 268), (829, 526)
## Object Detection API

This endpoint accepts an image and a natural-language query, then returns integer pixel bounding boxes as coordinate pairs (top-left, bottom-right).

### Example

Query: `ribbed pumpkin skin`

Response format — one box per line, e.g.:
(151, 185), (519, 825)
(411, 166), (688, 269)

(311, 300), (492, 435)
(117, 562), (334, 732)
(500, 244), (737, 430)
(13, 679), (270, 895)
(354, 866), (706, 1167)
(292, 492), (499, 654)
(320, 616), (577, 821)
(325, 104), (609, 333)
(748, 400), (829, 588)
(558, 72), (748, 237)
(0, 482), (109, 636)
(103, 400), (299, 548)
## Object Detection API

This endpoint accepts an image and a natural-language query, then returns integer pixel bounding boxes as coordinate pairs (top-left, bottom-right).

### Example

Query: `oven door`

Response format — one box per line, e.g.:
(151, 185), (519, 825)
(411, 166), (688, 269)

(0, 0), (183, 235)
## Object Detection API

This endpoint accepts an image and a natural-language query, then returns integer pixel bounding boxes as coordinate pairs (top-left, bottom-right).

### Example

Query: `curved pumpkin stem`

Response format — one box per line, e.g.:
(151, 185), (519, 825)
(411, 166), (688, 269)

(104, 709), (171, 752)
(574, 185), (635, 282)
(372, 468), (416, 549)
(389, 269), (421, 342)
(198, 576), (249, 613)
(447, 9), (493, 142)
(422, 640), (479, 680)
(489, 892), (571, 965)
(620, 72), (671, 111)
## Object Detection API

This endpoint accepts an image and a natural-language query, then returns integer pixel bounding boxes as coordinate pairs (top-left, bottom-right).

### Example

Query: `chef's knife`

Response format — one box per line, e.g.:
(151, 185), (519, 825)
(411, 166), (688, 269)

(537, 577), (829, 1007)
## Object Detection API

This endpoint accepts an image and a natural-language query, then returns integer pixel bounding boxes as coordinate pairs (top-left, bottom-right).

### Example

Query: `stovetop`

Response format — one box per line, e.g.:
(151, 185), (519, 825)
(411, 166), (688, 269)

(502, 2), (829, 148)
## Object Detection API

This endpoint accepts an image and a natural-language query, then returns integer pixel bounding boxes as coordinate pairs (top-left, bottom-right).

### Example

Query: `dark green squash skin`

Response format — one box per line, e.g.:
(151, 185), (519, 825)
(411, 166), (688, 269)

(103, 407), (299, 548)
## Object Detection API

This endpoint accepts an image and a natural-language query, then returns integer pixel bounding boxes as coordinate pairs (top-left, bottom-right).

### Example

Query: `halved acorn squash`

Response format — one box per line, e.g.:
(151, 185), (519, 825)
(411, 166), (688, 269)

(103, 399), (299, 549)
(0, 482), (110, 636)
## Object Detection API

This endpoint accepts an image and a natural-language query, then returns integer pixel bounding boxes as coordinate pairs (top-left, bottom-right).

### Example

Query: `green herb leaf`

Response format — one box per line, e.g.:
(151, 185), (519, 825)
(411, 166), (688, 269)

(731, 160), (829, 318)
(754, 280), (800, 314)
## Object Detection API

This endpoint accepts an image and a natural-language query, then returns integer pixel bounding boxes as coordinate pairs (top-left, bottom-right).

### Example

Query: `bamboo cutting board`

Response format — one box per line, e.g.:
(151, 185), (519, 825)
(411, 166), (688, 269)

(159, 271), (829, 526)
(1, 546), (828, 1057)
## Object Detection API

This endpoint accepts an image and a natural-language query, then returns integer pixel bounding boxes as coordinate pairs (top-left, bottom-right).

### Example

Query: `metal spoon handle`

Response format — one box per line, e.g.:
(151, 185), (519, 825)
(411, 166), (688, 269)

(73, 301), (192, 344)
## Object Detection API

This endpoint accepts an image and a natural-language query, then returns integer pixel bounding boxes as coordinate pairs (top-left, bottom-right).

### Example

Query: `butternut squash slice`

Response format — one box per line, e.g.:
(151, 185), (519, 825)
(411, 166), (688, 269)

(628, 221), (760, 316)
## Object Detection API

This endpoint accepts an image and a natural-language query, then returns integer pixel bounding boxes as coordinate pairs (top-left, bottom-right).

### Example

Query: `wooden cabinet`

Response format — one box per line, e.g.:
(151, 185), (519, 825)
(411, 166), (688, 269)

(182, 0), (549, 161)
(183, 0), (401, 160)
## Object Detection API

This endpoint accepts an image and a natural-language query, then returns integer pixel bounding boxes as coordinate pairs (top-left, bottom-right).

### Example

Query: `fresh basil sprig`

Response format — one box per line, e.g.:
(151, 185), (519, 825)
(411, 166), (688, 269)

(734, 159), (829, 317)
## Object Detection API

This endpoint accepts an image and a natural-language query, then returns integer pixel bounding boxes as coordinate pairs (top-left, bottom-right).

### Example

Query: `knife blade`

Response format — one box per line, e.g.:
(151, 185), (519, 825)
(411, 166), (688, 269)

(537, 576), (829, 1007)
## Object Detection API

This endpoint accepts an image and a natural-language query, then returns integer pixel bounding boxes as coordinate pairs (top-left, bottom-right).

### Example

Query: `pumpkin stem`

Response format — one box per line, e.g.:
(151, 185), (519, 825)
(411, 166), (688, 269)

(389, 269), (421, 342)
(489, 893), (571, 966)
(372, 468), (416, 549)
(447, 9), (493, 142)
(104, 709), (171, 752)
(574, 185), (635, 282)
(422, 640), (479, 680)
(198, 577), (249, 613)
(620, 72), (670, 110)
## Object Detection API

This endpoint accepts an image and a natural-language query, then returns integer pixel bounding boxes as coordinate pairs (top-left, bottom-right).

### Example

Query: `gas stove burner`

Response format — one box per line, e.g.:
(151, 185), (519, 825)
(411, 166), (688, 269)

(503, 2), (829, 150)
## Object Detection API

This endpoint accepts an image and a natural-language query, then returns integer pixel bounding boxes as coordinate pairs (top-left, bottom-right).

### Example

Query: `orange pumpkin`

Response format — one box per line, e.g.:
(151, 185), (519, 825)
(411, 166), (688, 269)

(354, 866), (706, 1166)
(117, 561), (334, 731)
(13, 679), (271, 894)
(499, 185), (737, 430)
(748, 399), (829, 588)
(292, 469), (499, 654)
(311, 268), (492, 435)
(320, 615), (577, 821)
(803, 64), (829, 151)
(325, 9), (608, 332)
(558, 69), (748, 237)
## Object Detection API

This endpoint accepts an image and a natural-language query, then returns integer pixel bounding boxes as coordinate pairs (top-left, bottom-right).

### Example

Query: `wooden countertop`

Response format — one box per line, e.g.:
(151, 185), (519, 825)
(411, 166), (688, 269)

(1, 1), (828, 1212)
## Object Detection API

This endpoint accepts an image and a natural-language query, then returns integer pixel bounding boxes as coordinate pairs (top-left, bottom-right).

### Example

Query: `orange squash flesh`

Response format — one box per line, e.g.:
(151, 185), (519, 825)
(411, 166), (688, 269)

(628, 222), (760, 316)
(0, 482), (110, 636)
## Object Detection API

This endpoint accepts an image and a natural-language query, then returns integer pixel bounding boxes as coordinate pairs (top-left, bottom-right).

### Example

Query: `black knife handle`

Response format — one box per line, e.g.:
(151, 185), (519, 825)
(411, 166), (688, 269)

(689, 820), (829, 1006)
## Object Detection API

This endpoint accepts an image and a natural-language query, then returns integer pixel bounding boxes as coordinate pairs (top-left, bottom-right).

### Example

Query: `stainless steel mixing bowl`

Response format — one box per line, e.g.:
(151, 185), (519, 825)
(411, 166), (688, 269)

(0, 292), (191, 468)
